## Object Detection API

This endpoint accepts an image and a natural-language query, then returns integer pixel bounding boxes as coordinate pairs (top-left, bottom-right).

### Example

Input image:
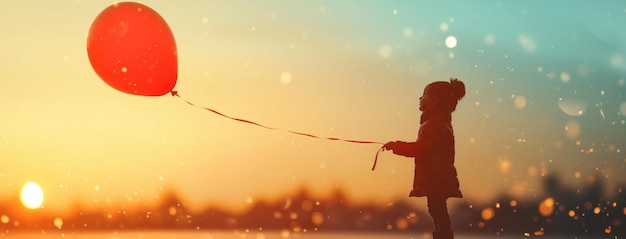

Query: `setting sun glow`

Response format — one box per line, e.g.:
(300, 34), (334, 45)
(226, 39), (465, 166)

(20, 182), (44, 209)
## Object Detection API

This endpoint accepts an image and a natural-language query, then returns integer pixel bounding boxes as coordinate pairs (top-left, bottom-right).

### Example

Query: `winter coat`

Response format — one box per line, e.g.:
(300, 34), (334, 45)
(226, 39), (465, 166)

(392, 112), (463, 198)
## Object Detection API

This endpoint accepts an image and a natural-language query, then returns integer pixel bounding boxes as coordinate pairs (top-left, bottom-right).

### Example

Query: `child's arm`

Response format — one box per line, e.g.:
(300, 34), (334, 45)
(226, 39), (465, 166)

(384, 140), (427, 158)
(383, 126), (437, 158)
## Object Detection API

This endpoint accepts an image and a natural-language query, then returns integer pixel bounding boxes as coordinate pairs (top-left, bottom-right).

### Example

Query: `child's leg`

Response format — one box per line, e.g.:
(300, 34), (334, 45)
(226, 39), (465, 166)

(427, 196), (451, 232)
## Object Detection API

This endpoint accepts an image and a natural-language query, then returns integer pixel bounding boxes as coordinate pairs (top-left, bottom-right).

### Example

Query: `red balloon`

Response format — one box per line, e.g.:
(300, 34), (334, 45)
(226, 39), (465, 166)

(87, 2), (177, 96)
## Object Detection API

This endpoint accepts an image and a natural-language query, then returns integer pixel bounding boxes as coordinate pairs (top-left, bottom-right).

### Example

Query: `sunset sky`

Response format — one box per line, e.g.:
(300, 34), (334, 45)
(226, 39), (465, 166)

(1, 1), (625, 213)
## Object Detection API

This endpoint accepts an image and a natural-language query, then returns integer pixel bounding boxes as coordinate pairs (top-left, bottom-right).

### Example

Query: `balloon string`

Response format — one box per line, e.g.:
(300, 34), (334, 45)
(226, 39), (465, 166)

(171, 91), (385, 147)
(371, 146), (385, 171)
(170, 91), (386, 171)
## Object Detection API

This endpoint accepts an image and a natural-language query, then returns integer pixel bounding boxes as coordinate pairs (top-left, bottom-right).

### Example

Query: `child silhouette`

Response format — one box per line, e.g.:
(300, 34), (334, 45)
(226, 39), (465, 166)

(383, 78), (465, 239)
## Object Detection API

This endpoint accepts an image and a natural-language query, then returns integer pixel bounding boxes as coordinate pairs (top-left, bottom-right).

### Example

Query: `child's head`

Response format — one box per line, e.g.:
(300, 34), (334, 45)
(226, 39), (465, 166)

(419, 78), (465, 112)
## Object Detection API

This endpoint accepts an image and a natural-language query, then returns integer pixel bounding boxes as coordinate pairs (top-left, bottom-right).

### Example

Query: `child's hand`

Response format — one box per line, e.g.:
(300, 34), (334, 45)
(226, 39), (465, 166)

(383, 141), (397, 151)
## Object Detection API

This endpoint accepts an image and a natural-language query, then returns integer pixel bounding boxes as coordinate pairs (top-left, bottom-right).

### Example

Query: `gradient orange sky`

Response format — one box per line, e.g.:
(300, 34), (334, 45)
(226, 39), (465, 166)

(1, 1), (625, 212)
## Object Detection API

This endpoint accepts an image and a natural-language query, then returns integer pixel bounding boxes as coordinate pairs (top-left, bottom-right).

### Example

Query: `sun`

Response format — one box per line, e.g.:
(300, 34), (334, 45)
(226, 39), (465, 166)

(20, 182), (44, 209)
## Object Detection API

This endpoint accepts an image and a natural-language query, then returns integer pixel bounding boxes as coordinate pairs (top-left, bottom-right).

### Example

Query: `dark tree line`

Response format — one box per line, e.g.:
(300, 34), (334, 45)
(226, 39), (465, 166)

(451, 172), (625, 237)
(0, 173), (623, 237)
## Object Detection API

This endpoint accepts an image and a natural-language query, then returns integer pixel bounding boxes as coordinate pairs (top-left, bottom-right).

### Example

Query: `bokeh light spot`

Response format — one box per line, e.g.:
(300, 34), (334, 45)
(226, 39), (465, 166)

(280, 72), (292, 84)
(518, 34), (536, 52)
(168, 206), (177, 216)
(499, 159), (511, 173)
(560, 72), (571, 83)
(395, 217), (409, 230)
(619, 102), (626, 116)
(379, 45), (392, 58)
(481, 207), (495, 221)
(311, 212), (324, 226)
(568, 210), (576, 218)
(558, 98), (588, 117)
(485, 34), (495, 45)
(54, 217), (63, 229)
(610, 53), (623, 67)
(445, 36), (457, 48)
(440, 22), (449, 32)
(593, 207), (601, 214)
(538, 197), (555, 217)
(301, 200), (313, 211)
(554, 140), (563, 149)
(513, 95), (527, 109)
(403, 27), (413, 38)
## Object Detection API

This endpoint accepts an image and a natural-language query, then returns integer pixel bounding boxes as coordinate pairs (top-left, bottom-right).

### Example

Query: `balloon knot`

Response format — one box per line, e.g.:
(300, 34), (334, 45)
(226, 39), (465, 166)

(170, 91), (178, 96)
